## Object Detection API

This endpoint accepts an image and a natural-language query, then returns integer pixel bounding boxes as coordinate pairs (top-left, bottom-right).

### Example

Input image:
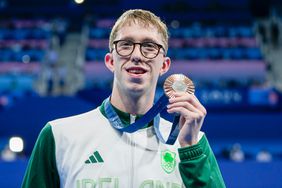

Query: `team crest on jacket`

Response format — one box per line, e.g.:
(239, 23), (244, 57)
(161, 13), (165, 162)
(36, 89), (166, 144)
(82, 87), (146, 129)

(161, 149), (176, 174)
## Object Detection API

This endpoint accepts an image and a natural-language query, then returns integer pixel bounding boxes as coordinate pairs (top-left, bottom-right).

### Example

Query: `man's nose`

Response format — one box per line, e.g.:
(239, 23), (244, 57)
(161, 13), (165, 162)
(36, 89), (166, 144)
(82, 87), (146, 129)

(130, 44), (143, 63)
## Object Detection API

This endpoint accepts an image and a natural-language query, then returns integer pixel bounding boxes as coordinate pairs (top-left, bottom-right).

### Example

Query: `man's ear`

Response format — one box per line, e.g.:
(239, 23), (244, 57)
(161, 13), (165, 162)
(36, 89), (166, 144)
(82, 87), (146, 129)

(159, 57), (171, 76)
(105, 53), (114, 72)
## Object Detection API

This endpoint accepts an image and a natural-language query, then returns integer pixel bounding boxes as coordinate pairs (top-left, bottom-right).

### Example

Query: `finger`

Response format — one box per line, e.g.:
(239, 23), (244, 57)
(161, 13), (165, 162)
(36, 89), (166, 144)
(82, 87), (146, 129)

(167, 101), (204, 116)
(169, 93), (206, 115)
(190, 94), (207, 114)
(167, 106), (201, 119)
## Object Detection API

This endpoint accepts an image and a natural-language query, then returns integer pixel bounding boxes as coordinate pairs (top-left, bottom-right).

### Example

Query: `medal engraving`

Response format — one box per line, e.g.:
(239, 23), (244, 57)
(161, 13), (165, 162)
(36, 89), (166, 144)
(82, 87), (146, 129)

(163, 74), (195, 98)
(172, 80), (187, 92)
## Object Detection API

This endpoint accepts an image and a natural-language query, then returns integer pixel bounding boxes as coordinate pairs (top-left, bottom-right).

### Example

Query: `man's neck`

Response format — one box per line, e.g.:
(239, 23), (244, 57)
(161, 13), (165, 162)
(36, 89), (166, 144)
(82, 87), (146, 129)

(110, 89), (154, 115)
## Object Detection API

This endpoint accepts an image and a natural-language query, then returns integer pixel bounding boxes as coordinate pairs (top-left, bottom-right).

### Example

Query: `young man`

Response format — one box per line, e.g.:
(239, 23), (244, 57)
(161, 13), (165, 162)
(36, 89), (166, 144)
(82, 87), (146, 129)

(22, 9), (225, 188)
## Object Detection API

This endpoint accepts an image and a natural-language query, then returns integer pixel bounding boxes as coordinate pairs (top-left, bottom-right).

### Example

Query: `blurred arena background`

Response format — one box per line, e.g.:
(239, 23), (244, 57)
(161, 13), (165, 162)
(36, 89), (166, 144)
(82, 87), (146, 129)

(0, 0), (282, 187)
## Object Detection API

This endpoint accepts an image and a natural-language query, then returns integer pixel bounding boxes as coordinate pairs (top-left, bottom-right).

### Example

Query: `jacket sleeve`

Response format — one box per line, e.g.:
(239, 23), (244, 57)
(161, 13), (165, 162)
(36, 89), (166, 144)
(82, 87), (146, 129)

(21, 123), (60, 188)
(178, 134), (225, 188)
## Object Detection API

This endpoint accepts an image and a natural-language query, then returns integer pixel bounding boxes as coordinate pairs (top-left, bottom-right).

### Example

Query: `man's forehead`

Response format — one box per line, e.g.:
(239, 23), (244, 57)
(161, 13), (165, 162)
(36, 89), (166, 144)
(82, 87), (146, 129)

(122, 19), (154, 27)
(116, 22), (161, 41)
(119, 20), (158, 32)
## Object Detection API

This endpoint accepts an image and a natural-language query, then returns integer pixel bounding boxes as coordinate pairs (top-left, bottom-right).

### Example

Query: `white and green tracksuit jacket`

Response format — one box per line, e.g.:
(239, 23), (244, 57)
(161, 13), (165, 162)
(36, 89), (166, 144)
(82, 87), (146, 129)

(22, 101), (225, 188)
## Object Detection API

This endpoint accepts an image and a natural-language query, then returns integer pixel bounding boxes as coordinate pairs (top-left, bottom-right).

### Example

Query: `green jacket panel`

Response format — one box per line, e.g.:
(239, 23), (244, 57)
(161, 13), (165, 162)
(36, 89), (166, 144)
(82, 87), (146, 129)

(21, 123), (60, 188)
(178, 135), (226, 188)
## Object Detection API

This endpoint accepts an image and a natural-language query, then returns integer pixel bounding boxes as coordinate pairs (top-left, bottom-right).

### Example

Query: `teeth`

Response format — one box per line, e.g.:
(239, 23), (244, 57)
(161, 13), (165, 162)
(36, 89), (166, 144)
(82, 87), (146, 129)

(128, 69), (145, 74)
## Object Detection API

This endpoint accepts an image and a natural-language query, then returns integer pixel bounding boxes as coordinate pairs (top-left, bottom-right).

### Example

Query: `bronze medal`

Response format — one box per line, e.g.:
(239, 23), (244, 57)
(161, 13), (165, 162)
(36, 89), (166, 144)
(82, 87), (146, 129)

(163, 74), (195, 98)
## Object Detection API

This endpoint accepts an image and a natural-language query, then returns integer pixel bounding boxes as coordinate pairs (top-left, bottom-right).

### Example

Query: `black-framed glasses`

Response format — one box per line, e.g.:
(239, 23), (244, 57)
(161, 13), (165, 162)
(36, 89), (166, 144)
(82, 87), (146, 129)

(112, 40), (165, 59)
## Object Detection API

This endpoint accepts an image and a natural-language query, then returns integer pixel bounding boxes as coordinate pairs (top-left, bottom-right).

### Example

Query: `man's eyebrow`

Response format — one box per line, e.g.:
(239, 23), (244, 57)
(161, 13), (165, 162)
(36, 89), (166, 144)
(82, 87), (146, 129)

(142, 38), (159, 43)
(118, 37), (134, 41)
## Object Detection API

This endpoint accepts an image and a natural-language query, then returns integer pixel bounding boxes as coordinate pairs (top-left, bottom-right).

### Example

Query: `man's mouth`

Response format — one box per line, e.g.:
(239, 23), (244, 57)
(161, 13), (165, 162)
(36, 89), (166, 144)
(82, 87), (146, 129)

(126, 67), (147, 75)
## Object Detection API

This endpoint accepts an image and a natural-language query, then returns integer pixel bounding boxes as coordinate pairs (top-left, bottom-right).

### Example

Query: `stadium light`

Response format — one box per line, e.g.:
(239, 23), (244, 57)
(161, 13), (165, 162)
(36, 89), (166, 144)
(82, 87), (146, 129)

(74, 0), (84, 4)
(9, 137), (24, 153)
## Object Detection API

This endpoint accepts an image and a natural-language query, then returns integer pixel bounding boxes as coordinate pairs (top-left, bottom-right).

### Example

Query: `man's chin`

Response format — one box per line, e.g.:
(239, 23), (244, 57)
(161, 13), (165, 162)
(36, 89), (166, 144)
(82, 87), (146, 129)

(125, 84), (146, 95)
(128, 87), (145, 95)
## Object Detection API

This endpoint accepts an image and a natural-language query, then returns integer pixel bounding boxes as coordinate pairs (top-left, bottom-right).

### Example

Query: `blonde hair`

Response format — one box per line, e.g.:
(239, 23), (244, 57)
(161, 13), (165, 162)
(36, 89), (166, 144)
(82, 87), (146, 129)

(109, 9), (169, 53)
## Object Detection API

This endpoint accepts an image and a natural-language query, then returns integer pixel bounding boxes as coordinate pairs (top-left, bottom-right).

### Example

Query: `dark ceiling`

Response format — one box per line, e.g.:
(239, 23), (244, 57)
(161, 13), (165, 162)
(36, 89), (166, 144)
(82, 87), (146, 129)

(0, 0), (280, 24)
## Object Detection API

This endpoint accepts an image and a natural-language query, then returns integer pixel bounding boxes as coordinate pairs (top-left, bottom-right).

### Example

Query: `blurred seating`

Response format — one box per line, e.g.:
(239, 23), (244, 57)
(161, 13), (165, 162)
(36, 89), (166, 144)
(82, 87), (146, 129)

(0, 19), (52, 63)
(85, 22), (263, 62)
(0, 18), (68, 110)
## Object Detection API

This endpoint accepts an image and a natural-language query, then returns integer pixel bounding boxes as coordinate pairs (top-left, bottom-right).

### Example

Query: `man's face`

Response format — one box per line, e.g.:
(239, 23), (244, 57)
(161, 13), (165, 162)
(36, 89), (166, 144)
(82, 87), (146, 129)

(105, 22), (170, 97)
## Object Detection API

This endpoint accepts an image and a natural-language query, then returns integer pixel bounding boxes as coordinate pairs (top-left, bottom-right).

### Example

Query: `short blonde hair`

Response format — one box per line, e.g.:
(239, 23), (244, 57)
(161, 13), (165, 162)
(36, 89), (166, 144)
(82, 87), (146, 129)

(109, 9), (169, 53)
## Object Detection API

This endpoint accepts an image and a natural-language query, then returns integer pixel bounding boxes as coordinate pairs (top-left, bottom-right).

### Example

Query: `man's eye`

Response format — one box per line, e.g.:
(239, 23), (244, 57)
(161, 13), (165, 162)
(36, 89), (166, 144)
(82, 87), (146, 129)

(119, 41), (133, 47)
(143, 43), (157, 49)
(142, 43), (158, 51)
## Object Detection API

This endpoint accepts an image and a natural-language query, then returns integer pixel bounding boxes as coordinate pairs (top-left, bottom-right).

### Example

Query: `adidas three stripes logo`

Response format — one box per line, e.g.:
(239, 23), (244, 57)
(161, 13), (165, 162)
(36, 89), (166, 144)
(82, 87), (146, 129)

(85, 151), (104, 164)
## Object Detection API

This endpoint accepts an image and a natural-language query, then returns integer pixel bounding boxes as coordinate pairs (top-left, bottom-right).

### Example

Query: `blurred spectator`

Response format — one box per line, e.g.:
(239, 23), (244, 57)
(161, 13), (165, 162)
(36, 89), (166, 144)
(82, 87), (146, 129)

(1, 145), (16, 161)
(0, 95), (9, 109)
(229, 143), (245, 162)
(256, 149), (272, 162)
(56, 65), (67, 94)
(52, 18), (67, 47)
(45, 67), (55, 95)
(46, 48), (59, 66)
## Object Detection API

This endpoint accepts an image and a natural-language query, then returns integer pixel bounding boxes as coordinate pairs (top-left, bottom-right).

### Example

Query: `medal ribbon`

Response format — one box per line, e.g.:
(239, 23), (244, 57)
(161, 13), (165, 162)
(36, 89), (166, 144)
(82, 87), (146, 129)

(104, 95), (180, 145)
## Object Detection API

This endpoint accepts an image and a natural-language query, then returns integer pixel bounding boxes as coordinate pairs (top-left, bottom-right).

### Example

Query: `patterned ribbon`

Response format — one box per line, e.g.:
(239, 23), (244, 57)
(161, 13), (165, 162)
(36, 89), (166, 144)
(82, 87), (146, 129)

(104, 95), (180, 145)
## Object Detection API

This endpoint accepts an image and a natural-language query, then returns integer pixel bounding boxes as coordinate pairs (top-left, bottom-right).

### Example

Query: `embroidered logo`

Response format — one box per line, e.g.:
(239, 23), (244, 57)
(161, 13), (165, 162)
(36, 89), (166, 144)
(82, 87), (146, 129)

(161, 149), (176, 174)
(85, 151), (104, 164)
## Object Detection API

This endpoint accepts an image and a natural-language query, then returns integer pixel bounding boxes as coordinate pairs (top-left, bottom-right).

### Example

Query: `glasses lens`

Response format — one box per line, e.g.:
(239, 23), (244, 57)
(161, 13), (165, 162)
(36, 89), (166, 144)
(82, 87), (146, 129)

(141, 42), (160, 59)
(114, 40), (162, 59)
(116, 40), (134, 56)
